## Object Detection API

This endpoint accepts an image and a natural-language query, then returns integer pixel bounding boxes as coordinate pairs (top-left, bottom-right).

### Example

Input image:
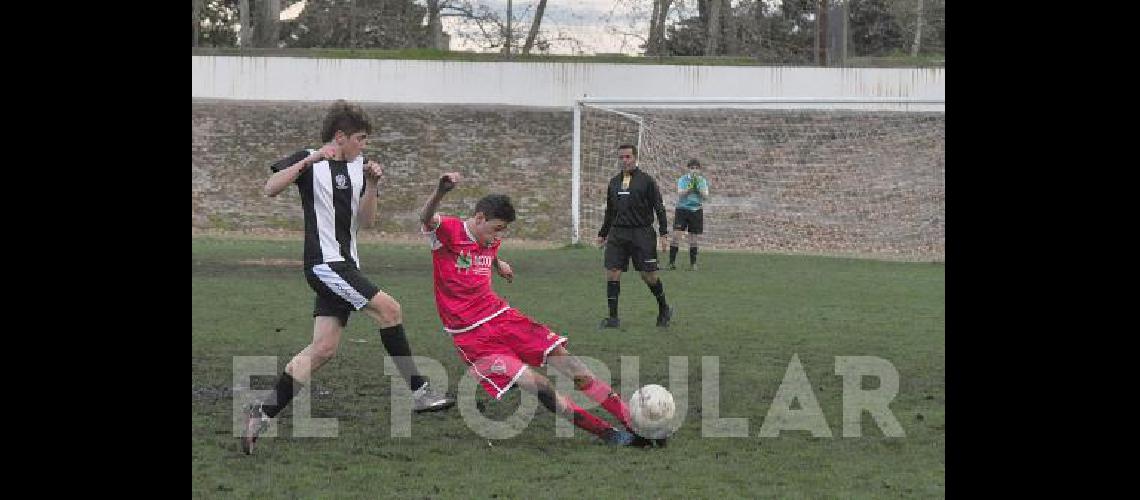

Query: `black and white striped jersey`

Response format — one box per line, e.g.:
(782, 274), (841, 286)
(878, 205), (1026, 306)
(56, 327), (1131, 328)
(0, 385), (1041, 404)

(270, 150), (370, 268)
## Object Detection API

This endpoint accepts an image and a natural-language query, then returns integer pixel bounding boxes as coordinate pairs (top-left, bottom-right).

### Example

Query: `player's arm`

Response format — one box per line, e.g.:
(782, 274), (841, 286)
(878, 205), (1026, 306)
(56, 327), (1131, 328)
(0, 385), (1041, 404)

(264, 144), (335, 197)
(357, 158), (383, 228)
(419, 172), (461, 230)
(492, 257), (514, 283)
(596, 179), (615, 246)
(698, 176), (709, 199)
(650, 178), (669, 237)
(677, 176), (689, 196)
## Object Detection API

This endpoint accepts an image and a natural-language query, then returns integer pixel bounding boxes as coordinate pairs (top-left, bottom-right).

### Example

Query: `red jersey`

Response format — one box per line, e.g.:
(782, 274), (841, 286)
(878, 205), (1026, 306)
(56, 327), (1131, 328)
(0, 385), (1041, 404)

(425, 215), (510, 332)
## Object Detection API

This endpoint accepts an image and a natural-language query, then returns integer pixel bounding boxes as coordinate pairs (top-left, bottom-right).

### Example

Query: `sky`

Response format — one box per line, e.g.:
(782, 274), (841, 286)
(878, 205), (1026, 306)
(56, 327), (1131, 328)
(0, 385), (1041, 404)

(440, 0), (658, 55)
(279, 0), (691, 56)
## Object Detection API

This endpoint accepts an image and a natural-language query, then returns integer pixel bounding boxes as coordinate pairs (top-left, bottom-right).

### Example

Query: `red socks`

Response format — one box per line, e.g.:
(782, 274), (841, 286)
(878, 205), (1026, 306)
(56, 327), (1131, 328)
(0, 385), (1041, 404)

(579, 378), (632, 430)
(560, 395), (613, 438)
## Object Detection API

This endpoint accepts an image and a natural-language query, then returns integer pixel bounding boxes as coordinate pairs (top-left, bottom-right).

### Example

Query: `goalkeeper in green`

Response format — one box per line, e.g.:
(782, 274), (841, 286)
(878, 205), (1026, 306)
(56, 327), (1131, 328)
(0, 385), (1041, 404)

(669, 159), (710, 271)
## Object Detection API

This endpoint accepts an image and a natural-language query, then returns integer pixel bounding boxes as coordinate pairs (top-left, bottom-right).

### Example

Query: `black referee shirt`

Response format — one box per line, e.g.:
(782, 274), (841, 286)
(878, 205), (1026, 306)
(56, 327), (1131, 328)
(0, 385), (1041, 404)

(598, 167), (669, 237)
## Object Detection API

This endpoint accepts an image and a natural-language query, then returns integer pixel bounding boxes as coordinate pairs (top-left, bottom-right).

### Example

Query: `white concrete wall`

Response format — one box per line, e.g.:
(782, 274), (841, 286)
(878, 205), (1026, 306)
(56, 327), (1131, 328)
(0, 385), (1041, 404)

(192, 56), (944, 107)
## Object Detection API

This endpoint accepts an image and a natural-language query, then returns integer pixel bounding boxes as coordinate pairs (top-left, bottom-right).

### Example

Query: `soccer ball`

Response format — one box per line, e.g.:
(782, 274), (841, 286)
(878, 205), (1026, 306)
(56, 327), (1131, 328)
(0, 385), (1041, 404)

(628, 384), (677, 439)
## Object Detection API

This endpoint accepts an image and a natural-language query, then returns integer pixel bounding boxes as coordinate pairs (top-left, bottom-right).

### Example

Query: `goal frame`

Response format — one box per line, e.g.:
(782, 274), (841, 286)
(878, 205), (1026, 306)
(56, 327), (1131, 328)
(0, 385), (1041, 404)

(569, 96), (946, 245)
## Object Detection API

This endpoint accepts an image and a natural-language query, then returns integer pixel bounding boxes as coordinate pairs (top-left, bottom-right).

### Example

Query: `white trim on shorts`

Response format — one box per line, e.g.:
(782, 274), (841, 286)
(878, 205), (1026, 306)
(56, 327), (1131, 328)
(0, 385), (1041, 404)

(444, 305), (512, 334)
(454, 343), (528, 400)
(540, 336), (569, 367)
(311, 263), (370, 310)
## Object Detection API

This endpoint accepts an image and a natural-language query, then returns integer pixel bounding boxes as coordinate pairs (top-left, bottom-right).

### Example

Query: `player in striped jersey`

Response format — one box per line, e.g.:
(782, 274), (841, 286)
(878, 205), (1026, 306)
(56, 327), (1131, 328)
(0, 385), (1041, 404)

(240, 100), (454, 455)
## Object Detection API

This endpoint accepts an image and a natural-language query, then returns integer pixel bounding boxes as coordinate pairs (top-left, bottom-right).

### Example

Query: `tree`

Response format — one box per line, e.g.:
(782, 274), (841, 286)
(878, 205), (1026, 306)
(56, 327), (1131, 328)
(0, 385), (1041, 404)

(193, 0), (201, 47)
(194, 0), (240, 47)
(818, 0), (828, 65)
(421, 1), (518, 53)
(279, 0), (428, 49)
(732, 0), (770, 59)
(910, 0), (922, 56)
(521, 0), (548, 55)
(239, 0), (251, 46)
(253, 0), (281, 48)
(848, 0), (904, 56)
(889, 0), (943, 55)
(646, 0), (673, 56)
(424, 0), (447, 49)
(702, 0), (722, 56)
(778, 0), (823, 62)
(721, 0), (737, 55)
(661, 0), (815, 62)
(663, 16), (705, 56)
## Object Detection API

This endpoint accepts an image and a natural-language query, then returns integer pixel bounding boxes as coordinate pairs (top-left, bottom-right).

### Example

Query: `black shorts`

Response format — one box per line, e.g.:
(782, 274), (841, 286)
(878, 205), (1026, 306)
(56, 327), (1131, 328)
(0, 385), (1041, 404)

(303, 261), (381, 327)
(673, 208), (704, 234)
(604, 226), (660, 272)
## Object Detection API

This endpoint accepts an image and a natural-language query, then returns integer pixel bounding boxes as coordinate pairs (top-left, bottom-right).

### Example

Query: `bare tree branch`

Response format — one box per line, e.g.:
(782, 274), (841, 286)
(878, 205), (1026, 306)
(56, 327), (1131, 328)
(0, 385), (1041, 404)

(521, 0), (548, 55)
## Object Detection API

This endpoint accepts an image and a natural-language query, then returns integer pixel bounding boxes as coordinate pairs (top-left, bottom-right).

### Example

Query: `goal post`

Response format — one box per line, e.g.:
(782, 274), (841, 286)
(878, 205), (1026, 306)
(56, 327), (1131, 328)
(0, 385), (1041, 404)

(570, 97), (946, 261)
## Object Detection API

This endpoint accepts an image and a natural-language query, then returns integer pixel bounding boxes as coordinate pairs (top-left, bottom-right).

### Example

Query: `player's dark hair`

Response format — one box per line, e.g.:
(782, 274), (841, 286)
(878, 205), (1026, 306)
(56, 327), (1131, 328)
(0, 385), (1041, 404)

(687, 159), (701, 168)
(320, 100), (373, 143)
(618, 144), (638, 157)
(475, 194), (516, 223)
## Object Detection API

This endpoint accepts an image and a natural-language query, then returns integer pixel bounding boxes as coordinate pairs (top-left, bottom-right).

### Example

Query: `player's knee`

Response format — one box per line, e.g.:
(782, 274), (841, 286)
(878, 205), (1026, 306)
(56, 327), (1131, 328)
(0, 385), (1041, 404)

(371, 296), (402, 324)
(312, 341), (339, 362)
(535, 386), (559, 414)
(573, 375), (593, 390)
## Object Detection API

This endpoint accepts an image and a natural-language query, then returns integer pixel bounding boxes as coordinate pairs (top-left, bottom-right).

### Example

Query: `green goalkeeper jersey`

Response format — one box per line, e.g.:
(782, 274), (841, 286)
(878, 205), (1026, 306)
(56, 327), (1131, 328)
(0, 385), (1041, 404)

(676, 173), (709, 210)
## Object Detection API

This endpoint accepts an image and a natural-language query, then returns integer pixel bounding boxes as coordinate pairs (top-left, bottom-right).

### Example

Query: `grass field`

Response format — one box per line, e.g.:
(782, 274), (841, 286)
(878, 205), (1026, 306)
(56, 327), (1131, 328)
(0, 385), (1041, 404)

(192, 237), (945, 498)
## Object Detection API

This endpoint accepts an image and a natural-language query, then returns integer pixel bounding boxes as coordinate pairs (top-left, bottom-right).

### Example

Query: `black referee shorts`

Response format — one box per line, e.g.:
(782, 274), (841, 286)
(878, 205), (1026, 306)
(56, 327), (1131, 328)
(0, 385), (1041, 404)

(673, 208), (704, 234)
(303, 261), (381, 327)
(604, 226), (660, 272)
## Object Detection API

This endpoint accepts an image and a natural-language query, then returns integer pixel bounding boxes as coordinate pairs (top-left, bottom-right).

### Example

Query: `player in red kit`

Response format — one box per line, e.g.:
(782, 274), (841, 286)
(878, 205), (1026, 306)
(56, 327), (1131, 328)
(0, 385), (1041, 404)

(419, 172), (660, 447)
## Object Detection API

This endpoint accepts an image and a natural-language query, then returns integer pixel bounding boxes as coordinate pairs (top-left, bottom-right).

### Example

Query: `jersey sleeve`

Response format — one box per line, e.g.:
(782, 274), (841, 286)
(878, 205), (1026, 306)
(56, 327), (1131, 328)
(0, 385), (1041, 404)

(357, 155), (371, 199)
(424, 215), (461, 251)
(270, 150), (309, 173)
(269, 150), (312, 186)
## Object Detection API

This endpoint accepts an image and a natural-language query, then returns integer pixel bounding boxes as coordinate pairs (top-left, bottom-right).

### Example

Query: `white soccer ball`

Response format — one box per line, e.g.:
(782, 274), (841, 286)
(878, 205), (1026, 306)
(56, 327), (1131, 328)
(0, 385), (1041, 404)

(629, 384), (677, 439)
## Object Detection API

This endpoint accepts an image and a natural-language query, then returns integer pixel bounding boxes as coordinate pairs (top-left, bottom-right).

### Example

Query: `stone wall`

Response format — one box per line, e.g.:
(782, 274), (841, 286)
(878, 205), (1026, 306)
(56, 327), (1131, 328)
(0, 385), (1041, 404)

(193, 99), (573, 239)
(193, 99), (944, 260)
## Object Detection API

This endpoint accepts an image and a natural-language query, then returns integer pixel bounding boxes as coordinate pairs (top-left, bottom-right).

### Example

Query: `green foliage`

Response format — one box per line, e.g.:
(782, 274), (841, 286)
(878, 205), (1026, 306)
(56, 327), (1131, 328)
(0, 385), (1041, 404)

(658, 0), (945, 64)
(196, 0), (239, 47)
(848, 0), (906, 57)
(279, 0), (429, 49)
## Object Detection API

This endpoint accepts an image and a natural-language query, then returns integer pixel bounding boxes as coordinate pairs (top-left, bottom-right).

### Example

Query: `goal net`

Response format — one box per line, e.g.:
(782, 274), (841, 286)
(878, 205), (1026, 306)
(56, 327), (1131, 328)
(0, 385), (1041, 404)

(571, 98), (945, 261)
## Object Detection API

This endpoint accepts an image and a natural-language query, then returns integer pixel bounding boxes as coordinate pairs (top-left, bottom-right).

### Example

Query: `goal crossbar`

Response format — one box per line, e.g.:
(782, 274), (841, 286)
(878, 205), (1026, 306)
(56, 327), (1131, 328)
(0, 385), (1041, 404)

(570, 96), (945, 245)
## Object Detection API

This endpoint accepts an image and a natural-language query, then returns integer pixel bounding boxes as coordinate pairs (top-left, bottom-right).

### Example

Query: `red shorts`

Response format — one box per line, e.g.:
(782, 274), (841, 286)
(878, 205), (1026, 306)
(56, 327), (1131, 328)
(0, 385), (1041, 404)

(451, 308), (567, 400)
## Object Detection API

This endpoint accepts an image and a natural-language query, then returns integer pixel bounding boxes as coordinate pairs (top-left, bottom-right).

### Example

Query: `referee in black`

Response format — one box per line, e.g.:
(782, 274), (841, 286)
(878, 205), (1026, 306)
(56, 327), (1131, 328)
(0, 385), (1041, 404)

(595, 144), (673, 329)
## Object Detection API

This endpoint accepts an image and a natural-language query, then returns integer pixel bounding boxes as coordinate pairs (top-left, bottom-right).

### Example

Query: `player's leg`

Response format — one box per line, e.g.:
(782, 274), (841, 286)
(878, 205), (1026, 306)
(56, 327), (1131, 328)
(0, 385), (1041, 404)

(600, 231), (629, 329)
(546, 345), (633, 430)
(687, 233), (700, 270)
(241, 313), (345, 455)
(515, 368), (634, 445)
(360, 289), (455, 412)
(688, 209), (703, 270)
(633, 228), (672, 328)
(669, 210), (686, 270)
(313, 262), (453, 412)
